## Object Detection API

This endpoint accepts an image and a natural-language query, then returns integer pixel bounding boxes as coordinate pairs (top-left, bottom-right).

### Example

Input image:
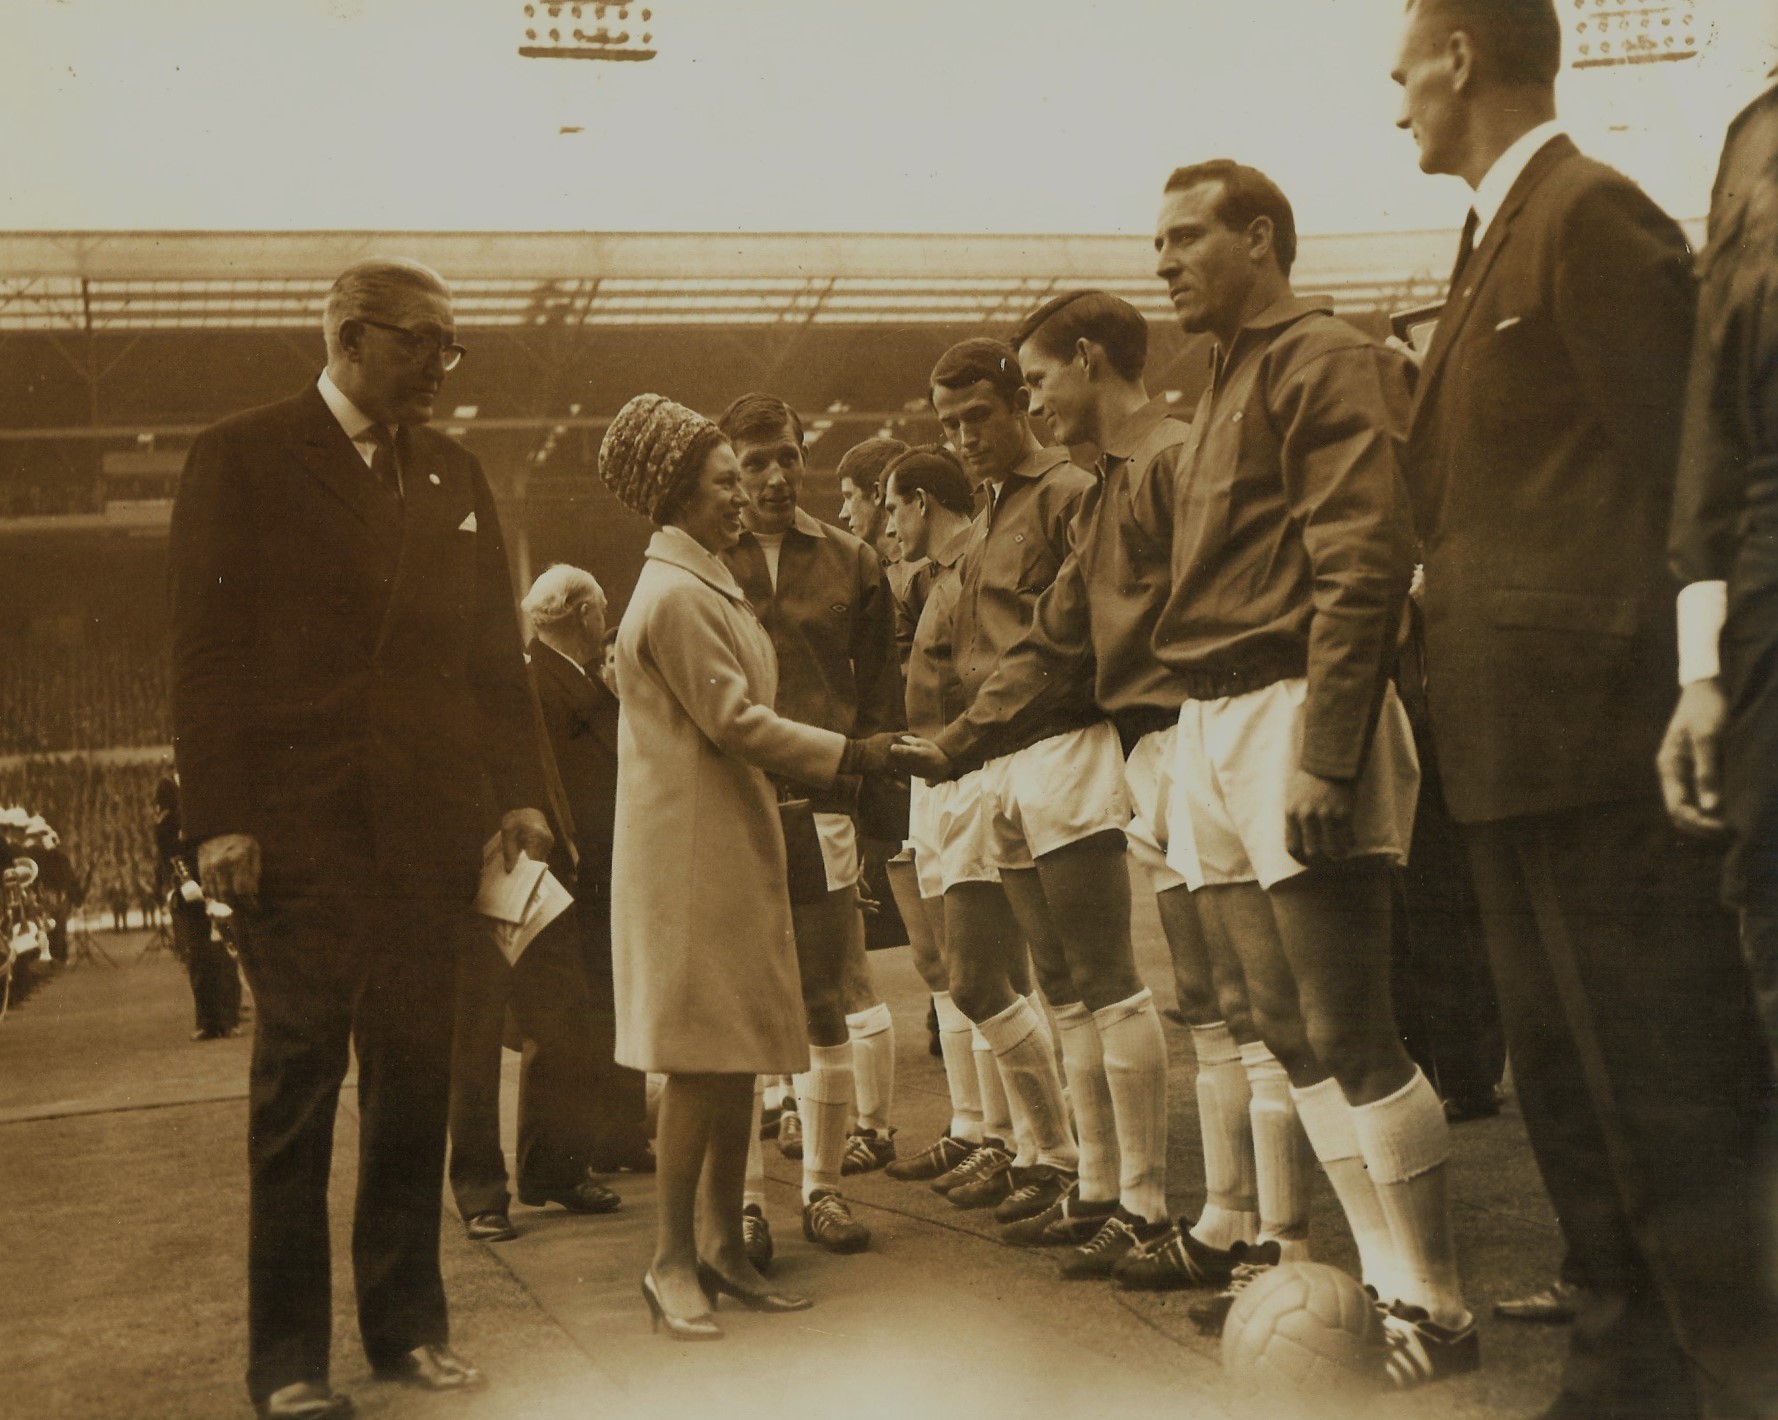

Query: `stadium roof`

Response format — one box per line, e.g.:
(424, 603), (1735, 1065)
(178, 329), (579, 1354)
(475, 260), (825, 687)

(0, 229), (1463, 333)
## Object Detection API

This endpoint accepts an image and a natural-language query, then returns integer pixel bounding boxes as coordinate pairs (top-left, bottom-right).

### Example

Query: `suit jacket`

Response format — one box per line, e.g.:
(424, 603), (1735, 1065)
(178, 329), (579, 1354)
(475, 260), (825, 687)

(169, 383), (545, 898)
(527, 637), (619, 893)
(1402, 135), (1696, 824)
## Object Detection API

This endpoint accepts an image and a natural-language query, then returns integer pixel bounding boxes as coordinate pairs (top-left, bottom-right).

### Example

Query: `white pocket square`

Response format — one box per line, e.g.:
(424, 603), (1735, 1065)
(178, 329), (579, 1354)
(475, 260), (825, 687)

(1494, 315), (1522, 332)
(458, 512), (477, 533)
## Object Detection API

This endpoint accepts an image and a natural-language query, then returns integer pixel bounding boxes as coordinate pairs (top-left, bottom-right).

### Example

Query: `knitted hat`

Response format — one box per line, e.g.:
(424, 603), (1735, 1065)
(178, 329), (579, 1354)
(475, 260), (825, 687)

(599, 393), (721, 521)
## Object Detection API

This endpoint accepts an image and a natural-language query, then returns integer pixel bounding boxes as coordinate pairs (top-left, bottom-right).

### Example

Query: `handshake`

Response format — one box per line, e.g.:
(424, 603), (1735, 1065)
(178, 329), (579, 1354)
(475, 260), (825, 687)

(840, 733), (954, 781)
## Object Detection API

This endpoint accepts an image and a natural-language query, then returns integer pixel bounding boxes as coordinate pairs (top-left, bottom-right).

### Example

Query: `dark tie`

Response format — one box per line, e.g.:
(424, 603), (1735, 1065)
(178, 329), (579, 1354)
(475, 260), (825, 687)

(1448, 207), (1479, 291)
(365, 423), (402, 502)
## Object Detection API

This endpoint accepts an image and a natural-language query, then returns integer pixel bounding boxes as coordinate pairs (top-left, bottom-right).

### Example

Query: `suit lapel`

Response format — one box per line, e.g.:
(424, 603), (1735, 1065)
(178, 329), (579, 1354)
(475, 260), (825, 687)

(291, 385), (405, 557)
(1410, 136), (1576, 436)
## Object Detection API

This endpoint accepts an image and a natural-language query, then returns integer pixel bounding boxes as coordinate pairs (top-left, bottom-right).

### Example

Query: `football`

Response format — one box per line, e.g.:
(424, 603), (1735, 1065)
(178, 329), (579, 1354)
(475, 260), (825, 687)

(1221, 1262), (1384, 1396)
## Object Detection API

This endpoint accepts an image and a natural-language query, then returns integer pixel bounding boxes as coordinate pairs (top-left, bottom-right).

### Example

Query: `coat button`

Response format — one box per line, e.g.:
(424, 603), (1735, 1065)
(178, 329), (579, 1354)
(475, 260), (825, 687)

(429, 473), (441, 485)
(1231, 411), (1243, 422)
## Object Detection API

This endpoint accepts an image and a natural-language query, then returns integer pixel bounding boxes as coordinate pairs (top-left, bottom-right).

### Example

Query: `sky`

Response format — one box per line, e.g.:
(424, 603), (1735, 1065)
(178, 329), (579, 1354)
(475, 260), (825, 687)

(2, 0), (1774, 237)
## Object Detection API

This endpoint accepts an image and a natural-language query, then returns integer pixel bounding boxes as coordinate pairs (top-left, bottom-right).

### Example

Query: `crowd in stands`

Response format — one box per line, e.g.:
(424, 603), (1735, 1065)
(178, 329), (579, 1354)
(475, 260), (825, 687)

(0, 637), (172, 754)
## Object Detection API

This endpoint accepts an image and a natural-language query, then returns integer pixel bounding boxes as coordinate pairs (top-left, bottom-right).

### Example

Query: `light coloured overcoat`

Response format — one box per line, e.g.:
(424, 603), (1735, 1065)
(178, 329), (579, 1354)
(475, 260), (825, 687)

(610, 526), (845, 1074)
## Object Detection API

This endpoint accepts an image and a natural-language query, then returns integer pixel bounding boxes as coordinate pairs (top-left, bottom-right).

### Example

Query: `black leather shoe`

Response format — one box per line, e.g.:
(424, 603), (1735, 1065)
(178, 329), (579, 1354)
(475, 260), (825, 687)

(256, 1381), (353, 1418)
(373, 1343), (486, 1392)
(465, 1210), (517, 1243)
(518, 1176), (622, 1213)
(1494, 1279), (1580, 1324)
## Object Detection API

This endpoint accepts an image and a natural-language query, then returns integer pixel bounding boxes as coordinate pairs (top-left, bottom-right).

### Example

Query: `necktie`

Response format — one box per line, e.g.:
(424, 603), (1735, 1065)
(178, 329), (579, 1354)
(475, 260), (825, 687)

(365, 423), (402, 502)
(1448, 207), (1479, 291)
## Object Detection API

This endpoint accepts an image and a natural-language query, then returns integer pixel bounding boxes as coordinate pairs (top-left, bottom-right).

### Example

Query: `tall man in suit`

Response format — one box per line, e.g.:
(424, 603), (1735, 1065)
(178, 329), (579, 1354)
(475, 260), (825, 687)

(171, 258), (551, 1420)
(1392, 4), (1778, 1415)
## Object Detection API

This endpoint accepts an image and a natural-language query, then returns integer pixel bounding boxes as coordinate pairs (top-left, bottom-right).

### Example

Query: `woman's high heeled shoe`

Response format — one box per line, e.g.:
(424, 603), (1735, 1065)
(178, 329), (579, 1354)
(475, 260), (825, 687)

(696, 1261), (813, 1314)
(641, 1270), (723, 1341)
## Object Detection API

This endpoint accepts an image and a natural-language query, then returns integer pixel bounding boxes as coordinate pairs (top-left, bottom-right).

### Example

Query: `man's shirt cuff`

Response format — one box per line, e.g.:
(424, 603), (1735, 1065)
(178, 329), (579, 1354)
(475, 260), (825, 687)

(1676, 579), (1727, 685)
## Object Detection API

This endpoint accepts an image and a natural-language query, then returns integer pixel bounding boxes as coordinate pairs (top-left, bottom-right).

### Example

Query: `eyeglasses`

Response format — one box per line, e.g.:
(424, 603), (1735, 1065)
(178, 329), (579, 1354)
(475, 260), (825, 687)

(357, 318), (467, 371)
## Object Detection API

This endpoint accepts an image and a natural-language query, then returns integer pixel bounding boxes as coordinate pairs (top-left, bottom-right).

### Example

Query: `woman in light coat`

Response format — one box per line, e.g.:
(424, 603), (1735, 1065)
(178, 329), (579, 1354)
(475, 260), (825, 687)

(598, 394), (898, 1340)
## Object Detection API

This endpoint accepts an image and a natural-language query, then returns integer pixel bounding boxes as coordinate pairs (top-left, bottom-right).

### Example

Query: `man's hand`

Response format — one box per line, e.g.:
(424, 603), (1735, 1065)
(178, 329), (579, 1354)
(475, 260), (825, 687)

(891, 736), (952, 782)
(1657, 678), (1730, 838)
(500, 808), (554, 871)
(1284, 769), (1358, 866)
(197, 833), (262, 910)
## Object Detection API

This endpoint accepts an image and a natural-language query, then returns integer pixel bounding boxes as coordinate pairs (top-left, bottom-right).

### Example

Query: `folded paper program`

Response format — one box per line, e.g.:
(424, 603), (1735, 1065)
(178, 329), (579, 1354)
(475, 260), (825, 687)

(472, 836), (573, 965)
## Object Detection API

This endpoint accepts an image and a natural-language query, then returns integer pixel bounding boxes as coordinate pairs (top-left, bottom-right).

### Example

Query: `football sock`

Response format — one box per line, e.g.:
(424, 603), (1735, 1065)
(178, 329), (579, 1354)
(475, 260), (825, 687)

(1292, 1076), (1398, 1296)
(1244, 1042), (1312, 1260)
(972, 1025), (1014, 1150)
(1055, 1001), (1120, 1204)
(1351, 1068), (1469, 1329)
(933, 992), (984, 1143)
(1188, 1021), (1259, 1250)
(847, 1001), (896, 1136)
(794, 1042), (854, 1204)
(979, 996), (1078, 1172)
(1094, 987), (1169, 1223)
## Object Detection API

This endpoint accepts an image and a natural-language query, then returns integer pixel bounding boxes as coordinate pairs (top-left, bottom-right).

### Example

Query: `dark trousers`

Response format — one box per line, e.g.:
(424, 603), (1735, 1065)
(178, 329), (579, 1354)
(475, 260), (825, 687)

(576, 891), (649, 1164)
(172, 900), (240, 1036)
(234, 893), (464, 1404)
(1464, 798), (1778, 1418)
(1393, 750), (1505, 1105)
(448, 906), (605, 1217)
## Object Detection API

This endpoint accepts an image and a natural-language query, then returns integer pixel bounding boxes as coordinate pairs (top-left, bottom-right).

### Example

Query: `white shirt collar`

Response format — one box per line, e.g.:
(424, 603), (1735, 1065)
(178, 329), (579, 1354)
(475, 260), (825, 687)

(1471, 120), (1565, 241)
(317, 369), (379, 443)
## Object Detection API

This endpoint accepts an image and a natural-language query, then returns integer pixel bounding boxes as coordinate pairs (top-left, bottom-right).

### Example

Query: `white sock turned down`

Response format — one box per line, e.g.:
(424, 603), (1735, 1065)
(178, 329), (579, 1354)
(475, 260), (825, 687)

(1187, 1022), (1259, 1250)
(1292, 1075), (1398, 1297)
(793, 1042), (855, 1204)
(1055, 1001), (1120, 1204)
(933, 992), (984, 1143)
(1094, 988), (1169, 1224)
(1351, 1068), (1470, 1329)
(847, 1001), (896, 1136)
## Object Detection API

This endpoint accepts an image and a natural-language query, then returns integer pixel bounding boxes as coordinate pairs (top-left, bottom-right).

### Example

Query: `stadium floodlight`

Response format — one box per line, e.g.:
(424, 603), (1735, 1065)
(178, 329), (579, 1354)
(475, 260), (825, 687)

(519, 2), (657, 61)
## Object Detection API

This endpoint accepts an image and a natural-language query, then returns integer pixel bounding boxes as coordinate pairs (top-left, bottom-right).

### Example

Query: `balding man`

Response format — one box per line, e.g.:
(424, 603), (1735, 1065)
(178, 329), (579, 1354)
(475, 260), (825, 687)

(171, 258), (552, 1419)
(520, 563), (649, 1174)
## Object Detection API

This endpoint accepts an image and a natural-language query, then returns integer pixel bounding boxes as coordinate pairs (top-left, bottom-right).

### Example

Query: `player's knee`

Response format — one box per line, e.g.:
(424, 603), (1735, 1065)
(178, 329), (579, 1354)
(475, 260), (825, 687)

(1303, 1018), (1376, 1096)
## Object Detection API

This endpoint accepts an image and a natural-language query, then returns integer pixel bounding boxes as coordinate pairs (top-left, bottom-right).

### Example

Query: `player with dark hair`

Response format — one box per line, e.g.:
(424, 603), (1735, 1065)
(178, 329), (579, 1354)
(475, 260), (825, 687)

(898, 337), (1167, 1269)
(875, 445), (1011, 1183)
(917, 289), (1292, 1285)
(714, 392), (904, 1256)
(1145, 159), (1473, 1383)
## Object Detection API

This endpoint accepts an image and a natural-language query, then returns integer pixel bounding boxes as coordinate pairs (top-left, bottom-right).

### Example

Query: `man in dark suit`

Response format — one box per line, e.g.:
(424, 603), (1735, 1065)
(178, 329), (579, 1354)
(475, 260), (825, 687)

(171, 257), (551, 1420)
(518, 564), (651, 1173)
(1392, 4), (1778, 1416)
(443, 563), (641, 1244)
